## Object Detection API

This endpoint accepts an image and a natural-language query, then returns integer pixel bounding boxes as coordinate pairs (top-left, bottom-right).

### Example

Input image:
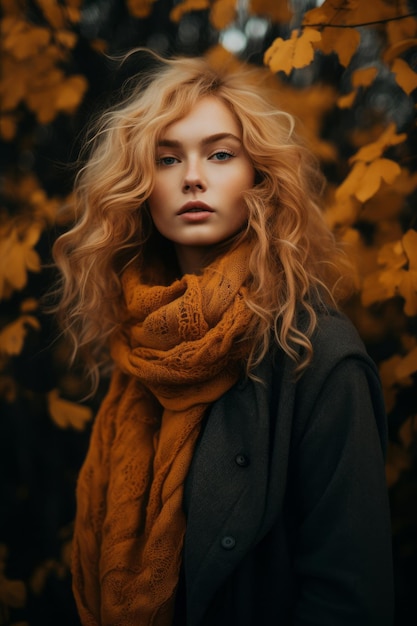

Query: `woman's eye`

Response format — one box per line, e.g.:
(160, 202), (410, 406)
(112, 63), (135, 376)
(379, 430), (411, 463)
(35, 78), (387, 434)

(158, 156), (178, 166)
(211, 151), (234, 161)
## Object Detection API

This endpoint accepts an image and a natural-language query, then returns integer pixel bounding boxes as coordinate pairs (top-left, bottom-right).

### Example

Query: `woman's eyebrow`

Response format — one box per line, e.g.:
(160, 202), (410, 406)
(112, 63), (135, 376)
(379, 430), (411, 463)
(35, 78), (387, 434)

(157, 133), (242, 148)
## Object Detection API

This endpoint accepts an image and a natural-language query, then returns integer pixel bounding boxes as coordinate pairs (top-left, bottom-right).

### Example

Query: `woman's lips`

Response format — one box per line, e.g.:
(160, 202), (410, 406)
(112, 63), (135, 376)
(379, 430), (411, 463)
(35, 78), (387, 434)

(177, 201), (214, 215)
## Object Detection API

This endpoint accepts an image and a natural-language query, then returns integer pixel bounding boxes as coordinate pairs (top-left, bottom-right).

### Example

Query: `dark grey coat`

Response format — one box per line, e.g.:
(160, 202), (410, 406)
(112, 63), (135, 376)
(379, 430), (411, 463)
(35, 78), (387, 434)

(175, 311), (394, 625)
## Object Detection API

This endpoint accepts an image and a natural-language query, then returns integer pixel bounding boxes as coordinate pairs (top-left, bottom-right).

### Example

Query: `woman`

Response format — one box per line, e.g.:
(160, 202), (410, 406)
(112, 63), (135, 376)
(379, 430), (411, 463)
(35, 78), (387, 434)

(53, 52), (394, 625)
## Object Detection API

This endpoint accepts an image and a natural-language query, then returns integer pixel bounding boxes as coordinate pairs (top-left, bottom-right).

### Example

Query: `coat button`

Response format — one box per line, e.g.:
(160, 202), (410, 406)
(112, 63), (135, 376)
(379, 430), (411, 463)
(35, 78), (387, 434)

(221, 536), (236, 550)
(235, 453), (250, 467)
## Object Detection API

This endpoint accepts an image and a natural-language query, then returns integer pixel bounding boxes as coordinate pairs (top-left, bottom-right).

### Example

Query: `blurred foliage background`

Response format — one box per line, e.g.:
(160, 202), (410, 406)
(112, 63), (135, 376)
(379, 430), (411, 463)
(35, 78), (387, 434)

(1, 0), (417, 624)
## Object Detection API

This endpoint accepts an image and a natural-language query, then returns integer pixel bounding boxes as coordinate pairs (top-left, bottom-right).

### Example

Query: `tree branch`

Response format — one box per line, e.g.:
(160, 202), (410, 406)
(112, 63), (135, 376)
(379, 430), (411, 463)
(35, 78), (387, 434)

(306, 10), (417, 29)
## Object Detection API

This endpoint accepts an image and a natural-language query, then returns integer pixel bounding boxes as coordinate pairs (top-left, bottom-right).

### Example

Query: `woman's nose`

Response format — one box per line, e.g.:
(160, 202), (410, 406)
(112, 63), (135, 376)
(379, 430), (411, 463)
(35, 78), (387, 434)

(183, 161), (206, 192)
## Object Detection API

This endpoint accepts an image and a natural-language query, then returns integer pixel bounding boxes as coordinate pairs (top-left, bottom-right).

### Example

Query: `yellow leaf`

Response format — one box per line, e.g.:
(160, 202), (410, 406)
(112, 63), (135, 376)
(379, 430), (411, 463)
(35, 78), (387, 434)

(170, 0), (210, 22)
(402, 229), (417, 269)
(337, 90), (356, 108)
(355, 159), (401, 203)
(303, 0), (360, 27)
(318, 26), (360, 67)
(350, 123), (407, 163)
(326, 194), (361, 228)
(0, 56), (35, 110)
(21, 298), (38, 313)
(399, 270), (417, 316)
(126, 0), (157, 18)
(55, 29), (78, 49)
(47, 389), (93, 430)
(249, 0), (293, 22)
(335, 160), (367, 200)
(378, 267), (407, 301)
(264, 28), (321, 75)
(90, 38), (108, 54)
(54, 75), (88, 113)
(351, 66), (378, 88)
(378, 239), (407, 270)
(210, 0), (236, 30)
(383, 38), (417, 64)
(361, 270), (395, 307)
(0, 316), (40, 356)
(386, 16), (417, 47)
(0, 224), (42, 297)
(3, 19), (50, 60)
(391, 58), (417, 95)
(67, 8), (81, 23)
(0, 114), (17, 140)
(35, 0), (65, 29)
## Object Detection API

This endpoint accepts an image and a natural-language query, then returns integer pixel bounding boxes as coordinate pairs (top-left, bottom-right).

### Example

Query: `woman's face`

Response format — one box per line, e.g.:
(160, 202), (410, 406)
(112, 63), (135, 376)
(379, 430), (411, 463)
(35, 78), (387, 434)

(148, 96), (255, 274)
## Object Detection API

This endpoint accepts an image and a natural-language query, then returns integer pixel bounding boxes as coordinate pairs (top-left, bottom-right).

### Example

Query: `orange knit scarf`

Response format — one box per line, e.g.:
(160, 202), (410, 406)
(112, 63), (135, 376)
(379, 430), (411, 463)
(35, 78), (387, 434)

(71, 245), (253, 626)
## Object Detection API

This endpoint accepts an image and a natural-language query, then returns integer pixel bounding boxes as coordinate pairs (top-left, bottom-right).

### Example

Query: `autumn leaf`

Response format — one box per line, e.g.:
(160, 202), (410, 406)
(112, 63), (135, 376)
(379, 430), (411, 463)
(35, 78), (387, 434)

(64, 0), (82, 23)
(126, 0), (157, 18)
(249, 0), (293, 22)
(337, 67), (378, 108)
(47, 389), (93, 430)
(316, 26), (360, 67)
(337, 90), (357, 108)
(302, 0), (403, 29)
(0, 113), (17, 140)
(361, 231), (417, 315)
(55, 29), (78, 49)
(0, 316), (40, 356)
(35, 0), (65, 29)
(0, 57), (32, 111)
(403, 229), (417, 269)
(391, 58), (417, 95)
(54, 74), (89, 113)
(378, 239), (407, 270)
(264, 28), (321, 75)
(326, 194), (361, 228)
(302, 0), (360, 27)
(383, 38), (417, 64)
(350, 123), (407, 164)
(25, 72), (88, 124)
(170, 0), (210, 22)
(398, 271), (417, 316)
(0, 224), (42, 298)
(20, 298), (38, 313)
(336, 158), (401, 203)
(210, 0), (236, 30)
(386, 16), (417, 47)
(361, 269), (396, 307)
(351, 66), (378, 88)
(2, 18), (50, 60)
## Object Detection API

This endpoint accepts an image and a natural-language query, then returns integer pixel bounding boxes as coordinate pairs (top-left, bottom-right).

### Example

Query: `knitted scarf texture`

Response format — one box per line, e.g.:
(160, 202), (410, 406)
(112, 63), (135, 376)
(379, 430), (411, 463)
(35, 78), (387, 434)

(71, 245), (253, 625)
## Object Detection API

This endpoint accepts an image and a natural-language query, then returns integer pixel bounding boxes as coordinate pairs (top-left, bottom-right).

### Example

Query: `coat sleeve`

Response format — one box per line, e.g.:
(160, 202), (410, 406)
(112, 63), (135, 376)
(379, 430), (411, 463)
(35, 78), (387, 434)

(289, 356), (394, 626)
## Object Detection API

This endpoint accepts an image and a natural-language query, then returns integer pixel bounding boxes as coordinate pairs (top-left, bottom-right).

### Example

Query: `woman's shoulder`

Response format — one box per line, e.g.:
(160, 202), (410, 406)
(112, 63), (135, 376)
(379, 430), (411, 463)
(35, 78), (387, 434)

(293, 308), (382, 408)
(306, 308), (372, 369)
